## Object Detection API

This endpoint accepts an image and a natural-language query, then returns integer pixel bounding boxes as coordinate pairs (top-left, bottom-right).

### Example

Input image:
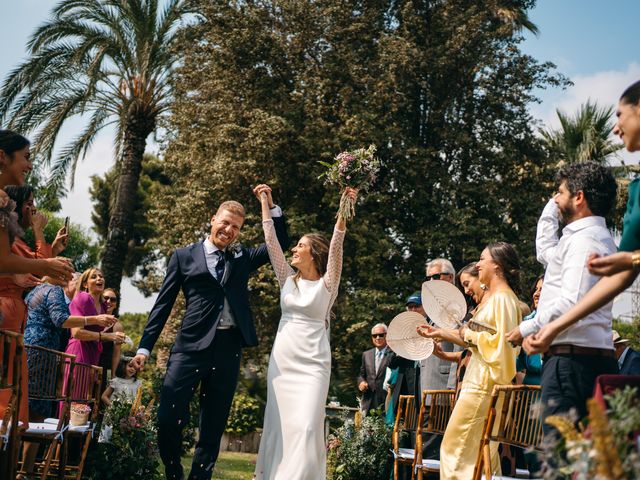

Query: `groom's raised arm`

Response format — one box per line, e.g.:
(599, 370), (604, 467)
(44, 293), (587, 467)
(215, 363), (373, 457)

(136, 251), (184, 361)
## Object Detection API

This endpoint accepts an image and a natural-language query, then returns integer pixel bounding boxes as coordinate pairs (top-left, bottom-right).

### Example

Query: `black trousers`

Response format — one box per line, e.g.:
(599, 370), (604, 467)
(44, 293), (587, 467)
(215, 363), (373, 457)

(158, 329), (243, 480)
(541, 352), (618, 435)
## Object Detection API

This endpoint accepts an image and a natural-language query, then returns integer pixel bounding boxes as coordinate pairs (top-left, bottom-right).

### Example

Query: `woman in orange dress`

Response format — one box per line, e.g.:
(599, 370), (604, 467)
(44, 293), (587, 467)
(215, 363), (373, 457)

(0, 131), (72, 429)
(0, 185), (68, 428)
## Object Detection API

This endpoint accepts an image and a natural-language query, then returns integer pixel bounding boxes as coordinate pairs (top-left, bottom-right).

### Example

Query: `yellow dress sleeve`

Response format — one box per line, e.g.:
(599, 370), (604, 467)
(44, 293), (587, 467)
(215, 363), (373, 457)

(464, 290), (521, 384)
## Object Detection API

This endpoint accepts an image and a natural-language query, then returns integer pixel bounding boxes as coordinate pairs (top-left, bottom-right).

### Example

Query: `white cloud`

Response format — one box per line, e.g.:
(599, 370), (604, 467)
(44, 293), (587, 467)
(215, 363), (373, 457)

(534, 62), (640, 130)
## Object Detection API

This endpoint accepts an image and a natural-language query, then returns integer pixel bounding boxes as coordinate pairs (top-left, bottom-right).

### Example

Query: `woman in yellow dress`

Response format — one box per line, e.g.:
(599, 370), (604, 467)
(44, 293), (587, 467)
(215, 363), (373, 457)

(417, 242), (521, 479)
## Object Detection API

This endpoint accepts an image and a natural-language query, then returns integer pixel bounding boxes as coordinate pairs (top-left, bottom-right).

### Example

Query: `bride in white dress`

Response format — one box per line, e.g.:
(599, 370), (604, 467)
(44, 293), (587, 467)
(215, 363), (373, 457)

(253, 184), (357, 480)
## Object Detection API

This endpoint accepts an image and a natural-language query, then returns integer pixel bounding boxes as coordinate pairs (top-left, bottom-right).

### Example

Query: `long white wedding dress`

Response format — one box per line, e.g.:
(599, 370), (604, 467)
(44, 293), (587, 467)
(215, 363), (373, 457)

(253, 218), (344, 480)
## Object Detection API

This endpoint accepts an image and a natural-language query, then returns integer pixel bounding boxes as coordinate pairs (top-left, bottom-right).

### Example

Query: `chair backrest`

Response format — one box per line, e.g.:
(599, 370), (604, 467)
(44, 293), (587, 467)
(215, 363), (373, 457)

(70, 363), (103, 423)
(393, 395), (419, 451)
(25, 345), (76, 428)
(0, 330), (24, 436)
(0, 330), (23, 389)
(423, 389), (456, 435)
(485, 385), (543, 451)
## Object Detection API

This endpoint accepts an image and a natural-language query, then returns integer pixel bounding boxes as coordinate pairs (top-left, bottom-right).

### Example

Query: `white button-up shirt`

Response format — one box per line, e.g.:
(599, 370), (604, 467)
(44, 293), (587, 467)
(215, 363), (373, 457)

(519, 199), (616, 350)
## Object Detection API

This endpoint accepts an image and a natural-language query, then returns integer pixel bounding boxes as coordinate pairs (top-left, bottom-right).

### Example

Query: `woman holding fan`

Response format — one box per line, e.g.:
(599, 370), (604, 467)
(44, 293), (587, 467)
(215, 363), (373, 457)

(417, 242), (521, 479)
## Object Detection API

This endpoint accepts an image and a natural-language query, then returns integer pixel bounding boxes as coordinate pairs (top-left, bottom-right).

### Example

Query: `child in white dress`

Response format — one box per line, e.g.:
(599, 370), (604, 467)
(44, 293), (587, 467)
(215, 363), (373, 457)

(101, 357), (142, 406)
(99, 357), (142, 443)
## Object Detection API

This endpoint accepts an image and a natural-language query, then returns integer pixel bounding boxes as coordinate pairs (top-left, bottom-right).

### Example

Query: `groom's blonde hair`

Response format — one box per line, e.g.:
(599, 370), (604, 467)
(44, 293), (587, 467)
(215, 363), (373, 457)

(216, 200), (245, 218)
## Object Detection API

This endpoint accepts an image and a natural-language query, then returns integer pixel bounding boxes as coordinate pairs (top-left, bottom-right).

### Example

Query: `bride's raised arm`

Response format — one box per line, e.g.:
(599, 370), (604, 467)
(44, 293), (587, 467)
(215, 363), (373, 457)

(255, 184), (294, 289)
(325, 188), (358, 298)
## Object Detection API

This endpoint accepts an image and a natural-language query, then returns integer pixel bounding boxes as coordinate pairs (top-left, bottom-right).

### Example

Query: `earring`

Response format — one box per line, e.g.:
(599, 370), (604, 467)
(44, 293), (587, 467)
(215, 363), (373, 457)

(480, 283), (487, 291)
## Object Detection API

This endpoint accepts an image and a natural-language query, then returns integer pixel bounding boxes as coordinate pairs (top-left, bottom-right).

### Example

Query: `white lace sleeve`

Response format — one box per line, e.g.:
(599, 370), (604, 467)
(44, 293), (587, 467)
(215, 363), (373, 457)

(262, 219), (294, 289)
(324, 226), (345, 306)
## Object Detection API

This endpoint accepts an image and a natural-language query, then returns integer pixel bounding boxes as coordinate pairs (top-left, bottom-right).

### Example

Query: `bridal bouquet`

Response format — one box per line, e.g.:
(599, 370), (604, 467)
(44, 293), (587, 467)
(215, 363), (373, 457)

(320, 144), (380, 220)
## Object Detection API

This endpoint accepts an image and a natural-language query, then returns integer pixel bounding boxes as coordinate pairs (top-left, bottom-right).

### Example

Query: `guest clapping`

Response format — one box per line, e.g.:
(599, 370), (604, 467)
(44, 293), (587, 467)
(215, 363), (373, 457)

(24, 277), (116, 417)
(64, 268), (126, 366)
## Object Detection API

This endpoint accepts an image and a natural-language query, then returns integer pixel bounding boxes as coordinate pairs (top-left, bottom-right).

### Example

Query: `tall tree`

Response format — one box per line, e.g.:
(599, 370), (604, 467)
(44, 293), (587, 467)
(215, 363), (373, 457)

(89, 153), (170, 292)
(148, 0), (566, 400)
(0, 0), (196, 289)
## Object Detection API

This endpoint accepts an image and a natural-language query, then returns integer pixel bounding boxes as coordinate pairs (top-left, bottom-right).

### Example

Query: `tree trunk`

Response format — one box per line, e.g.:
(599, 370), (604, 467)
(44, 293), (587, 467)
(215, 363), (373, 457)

(101, 115), (154, 290)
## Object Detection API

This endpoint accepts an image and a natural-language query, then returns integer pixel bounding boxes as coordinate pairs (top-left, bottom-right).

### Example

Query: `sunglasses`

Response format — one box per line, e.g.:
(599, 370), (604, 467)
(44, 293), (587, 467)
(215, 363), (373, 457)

(371, 333), (386, 339)
(104, 296), (118, 302)
(426, 273), (449, 281)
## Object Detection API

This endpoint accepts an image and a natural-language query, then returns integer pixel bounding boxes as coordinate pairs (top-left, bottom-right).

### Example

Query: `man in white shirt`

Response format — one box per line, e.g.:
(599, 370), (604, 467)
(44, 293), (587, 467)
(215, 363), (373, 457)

(507, 161), (618, 426)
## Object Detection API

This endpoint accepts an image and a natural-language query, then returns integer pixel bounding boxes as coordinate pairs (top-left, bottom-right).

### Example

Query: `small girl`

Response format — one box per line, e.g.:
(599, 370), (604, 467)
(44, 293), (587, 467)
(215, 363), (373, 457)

(101, 357), (141, 406)
(99, 357), (142, 443)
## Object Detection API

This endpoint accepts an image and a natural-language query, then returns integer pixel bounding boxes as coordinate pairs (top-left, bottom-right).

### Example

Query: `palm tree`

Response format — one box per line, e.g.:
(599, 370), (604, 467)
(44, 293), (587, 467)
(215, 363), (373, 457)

(0, 0), (196, 289)
(493, 0), (540, 35)
(541, 100), (623, 164)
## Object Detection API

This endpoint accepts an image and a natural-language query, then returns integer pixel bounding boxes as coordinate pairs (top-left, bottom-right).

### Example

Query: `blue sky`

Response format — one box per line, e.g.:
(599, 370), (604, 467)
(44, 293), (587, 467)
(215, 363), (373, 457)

(1, 0), (639, 315)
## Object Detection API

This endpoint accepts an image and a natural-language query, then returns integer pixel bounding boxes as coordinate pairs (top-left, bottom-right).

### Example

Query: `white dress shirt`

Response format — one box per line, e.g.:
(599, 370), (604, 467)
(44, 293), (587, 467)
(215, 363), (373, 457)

(519, 199), (616, 350)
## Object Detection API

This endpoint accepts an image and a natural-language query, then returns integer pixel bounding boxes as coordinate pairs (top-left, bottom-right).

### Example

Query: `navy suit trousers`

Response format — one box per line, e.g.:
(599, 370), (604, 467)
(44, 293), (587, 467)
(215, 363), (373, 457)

(158, 329), (243, 480)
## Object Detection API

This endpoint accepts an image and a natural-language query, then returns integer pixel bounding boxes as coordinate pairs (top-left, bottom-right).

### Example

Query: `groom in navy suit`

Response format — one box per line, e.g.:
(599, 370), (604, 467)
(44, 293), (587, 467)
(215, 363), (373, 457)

(132, 192), (289, 480)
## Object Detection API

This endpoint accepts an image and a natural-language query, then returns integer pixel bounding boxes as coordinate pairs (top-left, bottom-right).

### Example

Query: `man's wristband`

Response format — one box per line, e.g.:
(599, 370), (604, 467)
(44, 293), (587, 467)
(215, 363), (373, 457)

(631, 250), (640, 270)
(84, 316), (88, 327)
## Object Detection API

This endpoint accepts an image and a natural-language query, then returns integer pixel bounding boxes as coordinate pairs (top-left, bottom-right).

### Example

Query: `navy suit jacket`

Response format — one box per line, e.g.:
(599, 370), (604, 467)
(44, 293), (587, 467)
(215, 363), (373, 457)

(139, 215), (289, 354)
(620, 348), (640, 376)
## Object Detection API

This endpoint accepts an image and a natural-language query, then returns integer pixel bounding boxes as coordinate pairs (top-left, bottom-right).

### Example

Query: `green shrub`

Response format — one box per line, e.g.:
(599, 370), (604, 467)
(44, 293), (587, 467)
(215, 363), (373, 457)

(225, 392), (262, 435)
(327, 412), (392, 480)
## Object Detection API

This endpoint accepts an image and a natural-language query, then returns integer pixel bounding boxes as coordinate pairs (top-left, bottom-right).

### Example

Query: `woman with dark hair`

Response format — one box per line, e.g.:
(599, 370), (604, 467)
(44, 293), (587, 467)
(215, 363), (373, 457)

(0, 130), (71, 279)
(0, 182), (72, 429)
(99, 287), (125, 385)
(253, 184), (356, 480)
(526, 79), (640, 353)
(64, 268), (125, 366)
(0, 129), (32, 188)
(417, 243), (521, 479)
(439, 263), (487, 395)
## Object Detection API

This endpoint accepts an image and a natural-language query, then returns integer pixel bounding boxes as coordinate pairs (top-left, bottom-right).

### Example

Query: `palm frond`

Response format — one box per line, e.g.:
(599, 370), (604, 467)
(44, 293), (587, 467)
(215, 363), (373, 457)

(542, 100), (623, 164)
(48, 108), (115, 192)
(0, 0), (193, 193)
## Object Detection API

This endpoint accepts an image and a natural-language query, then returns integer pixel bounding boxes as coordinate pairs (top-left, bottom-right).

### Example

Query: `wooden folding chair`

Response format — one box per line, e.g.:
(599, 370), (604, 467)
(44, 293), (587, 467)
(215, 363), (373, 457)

(0, 330), (24, 479)
(472, 385), (543, 480)
(49, 363), (103, 479)
(414, 389), (456, 479)
(17, 345), (76, 480)
(392, 395), (420, 480)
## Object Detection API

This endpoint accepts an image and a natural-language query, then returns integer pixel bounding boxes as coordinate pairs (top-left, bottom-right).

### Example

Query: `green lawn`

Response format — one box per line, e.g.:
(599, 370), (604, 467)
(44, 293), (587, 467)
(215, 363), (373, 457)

(171, 451), (257, 479)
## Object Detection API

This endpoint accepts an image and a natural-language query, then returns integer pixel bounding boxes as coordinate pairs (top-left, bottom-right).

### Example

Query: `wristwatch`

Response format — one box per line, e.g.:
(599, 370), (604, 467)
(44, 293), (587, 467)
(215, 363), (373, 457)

(632, 250), (640, 270)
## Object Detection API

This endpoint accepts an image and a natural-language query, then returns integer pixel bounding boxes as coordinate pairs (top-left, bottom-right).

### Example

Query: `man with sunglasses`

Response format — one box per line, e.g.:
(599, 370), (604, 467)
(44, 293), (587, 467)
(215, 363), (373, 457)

(358, 323), (392, 415)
